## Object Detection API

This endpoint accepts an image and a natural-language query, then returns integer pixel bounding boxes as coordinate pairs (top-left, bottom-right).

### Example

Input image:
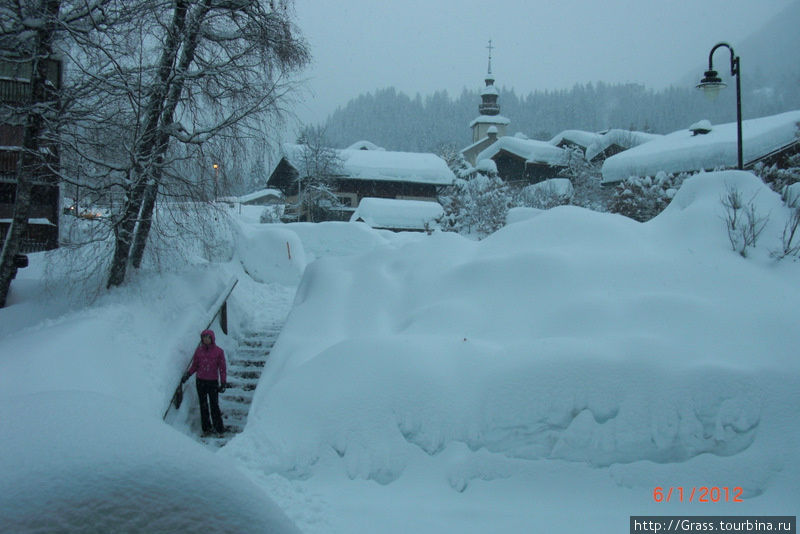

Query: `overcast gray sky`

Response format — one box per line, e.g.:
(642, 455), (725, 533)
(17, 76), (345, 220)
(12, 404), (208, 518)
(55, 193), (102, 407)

(289, 0), (795, 126)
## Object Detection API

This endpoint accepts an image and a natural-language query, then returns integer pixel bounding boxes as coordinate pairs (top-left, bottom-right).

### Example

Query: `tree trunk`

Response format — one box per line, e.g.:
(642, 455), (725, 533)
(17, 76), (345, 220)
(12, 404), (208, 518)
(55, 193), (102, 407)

(106, 0), (191, 288)
(0, 0), (62, 308)
(130, 179), (159, 269)
(129, 0), (212, 269)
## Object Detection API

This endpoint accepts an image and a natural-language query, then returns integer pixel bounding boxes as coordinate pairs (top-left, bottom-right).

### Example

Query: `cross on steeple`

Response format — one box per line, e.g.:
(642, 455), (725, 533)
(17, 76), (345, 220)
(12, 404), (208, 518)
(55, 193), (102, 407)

(486, 39), (494, 75)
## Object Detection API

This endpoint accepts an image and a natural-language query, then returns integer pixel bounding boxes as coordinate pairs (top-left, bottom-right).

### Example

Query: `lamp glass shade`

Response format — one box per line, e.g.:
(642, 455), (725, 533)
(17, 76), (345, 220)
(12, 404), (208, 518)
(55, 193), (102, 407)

(697, 70), (726, 101)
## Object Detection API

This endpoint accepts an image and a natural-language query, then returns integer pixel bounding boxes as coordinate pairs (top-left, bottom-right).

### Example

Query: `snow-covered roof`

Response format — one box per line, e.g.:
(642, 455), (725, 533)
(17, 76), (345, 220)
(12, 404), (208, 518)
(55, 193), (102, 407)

(282, 144), (455, 186)
(350, 197), (443, 231)
(236, 188), (283, 203)
(346, 140), (385, 151)
(476, 136), (567, 167)
(0, 218), (54, 226)
(586, 129), (662, 162)
(548, 130), (603, 149)
(469, 114), (511, 128)
(481, 85), (499, 97)
(523, 178), (574, 198)
(476, 158), (498, 174)
(601, 110), (800, 184)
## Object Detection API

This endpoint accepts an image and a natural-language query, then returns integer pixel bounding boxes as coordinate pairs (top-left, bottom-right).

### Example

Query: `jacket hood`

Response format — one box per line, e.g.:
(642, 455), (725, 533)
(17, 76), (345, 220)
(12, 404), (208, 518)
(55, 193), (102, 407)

(200, 329), (216, 345)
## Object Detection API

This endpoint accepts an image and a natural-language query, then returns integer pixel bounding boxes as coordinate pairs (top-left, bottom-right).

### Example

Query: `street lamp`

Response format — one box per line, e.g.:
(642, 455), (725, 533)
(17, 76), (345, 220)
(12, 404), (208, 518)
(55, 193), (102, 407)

(697, 42), (743, 170)
(212, 163), (219, 198)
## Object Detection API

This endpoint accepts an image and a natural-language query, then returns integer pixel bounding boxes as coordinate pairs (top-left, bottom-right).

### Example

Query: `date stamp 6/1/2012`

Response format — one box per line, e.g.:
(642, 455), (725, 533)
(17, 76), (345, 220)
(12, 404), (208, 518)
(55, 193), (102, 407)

(653, 487), (744, 503)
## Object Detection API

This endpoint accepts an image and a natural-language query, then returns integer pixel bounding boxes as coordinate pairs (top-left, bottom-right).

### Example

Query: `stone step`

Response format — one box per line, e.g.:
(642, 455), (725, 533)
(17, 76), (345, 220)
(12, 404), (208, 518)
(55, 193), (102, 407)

(236, 346), (271, 354)
(222, 414), (247, 427)
(226, 378), (260, 390)
(220, 392), (254, 404)
(242, 329), (282, 337)
(194, 322), (284, 450)
(219, 408), (250, 419)
(228, 368), (261, 380)
(229, 358), (266, 368)
(239, 337), (278, 348)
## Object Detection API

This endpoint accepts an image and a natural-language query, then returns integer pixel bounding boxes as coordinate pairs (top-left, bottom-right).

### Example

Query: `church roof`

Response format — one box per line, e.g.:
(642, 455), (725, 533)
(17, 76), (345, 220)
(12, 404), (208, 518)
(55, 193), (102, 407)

(469, 114), (511, 128)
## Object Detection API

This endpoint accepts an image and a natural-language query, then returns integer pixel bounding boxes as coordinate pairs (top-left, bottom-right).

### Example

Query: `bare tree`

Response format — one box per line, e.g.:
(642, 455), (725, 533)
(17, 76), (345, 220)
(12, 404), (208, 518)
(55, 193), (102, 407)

(721, 186), (769, 257)
(99, 0), (309, 287)
(292, 124), (343, 222)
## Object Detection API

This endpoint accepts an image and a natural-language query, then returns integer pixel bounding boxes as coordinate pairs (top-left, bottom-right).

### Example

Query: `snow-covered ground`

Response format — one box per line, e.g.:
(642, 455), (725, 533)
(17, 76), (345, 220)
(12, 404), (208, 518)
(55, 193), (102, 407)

(1, 171), (798, 532)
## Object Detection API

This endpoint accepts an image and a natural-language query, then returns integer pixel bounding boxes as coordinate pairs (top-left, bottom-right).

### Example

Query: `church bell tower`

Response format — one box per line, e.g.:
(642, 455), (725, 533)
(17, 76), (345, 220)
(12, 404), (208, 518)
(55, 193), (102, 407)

(470, 40), (509, 143)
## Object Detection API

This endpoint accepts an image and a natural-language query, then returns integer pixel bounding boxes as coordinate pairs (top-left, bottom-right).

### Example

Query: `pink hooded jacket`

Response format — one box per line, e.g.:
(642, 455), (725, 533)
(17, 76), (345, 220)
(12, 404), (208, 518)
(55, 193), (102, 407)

(187, 329), (227, 383)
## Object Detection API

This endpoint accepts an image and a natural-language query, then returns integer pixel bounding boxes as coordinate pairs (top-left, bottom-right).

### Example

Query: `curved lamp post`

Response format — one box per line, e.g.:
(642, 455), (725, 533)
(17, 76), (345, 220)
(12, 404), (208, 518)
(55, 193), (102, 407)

(697, 42), (742, 170)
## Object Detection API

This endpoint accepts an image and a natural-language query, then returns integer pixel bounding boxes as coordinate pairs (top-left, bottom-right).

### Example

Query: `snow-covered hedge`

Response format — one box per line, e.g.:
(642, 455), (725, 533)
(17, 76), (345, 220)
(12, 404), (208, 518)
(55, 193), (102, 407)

(609, 171), (688, 221)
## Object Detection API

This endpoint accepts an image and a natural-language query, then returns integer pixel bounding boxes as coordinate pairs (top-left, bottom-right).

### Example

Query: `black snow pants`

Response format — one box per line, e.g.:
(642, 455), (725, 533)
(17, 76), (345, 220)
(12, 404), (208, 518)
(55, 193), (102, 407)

(196, 378), (225, 433)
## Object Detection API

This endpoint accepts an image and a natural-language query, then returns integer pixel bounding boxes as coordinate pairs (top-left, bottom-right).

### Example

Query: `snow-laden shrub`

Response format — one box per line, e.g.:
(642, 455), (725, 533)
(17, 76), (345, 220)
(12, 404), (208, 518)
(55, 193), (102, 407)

(259, 204), (284, 224)
(753, 152), (800, 199)
(439, 153), (512, 238)
(774, 182), (800, 259)
(519, 178), (574, 210)
(610, 171), (688, 222)
(753, 151), (800, 259)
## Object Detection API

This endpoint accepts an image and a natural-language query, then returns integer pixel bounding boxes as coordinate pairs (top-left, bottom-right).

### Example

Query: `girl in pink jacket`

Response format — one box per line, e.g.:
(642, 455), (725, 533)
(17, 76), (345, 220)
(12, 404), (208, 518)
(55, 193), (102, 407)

(182, 329), (227, 435)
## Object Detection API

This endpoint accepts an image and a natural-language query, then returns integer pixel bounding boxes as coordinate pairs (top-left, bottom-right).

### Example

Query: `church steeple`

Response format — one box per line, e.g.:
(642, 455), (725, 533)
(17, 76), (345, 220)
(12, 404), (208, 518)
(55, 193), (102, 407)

(478, 40), (500, 116)
(469, 39), (509, 144)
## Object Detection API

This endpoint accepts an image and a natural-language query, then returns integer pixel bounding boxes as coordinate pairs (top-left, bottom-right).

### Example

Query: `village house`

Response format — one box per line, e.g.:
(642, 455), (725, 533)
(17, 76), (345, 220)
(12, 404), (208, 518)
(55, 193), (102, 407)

(0, 58), (62, 252)
(266, 142), (455, 222)
(601, 110), (800, 185)
(475, 135), (568, 184)
(549, 129), (661, 164)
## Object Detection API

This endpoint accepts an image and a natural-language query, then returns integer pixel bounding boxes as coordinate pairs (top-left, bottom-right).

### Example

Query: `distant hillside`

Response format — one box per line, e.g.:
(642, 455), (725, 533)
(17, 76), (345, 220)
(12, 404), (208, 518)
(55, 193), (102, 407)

(322, 3), (800, 153)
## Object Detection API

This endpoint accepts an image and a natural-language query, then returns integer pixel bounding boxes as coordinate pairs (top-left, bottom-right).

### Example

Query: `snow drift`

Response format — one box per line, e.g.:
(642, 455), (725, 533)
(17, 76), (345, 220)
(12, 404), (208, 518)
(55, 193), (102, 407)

(225, 171), (800, 506)
(0, 392), (299, 533)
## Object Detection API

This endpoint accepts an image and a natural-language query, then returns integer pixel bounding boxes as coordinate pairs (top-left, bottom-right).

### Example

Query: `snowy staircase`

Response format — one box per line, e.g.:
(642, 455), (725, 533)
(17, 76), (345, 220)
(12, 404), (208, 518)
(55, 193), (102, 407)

(199, 324), (282, 448)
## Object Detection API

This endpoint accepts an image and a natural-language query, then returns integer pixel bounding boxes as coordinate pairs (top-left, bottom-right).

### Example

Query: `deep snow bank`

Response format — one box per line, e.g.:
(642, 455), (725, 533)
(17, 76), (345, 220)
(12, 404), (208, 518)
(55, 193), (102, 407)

(0, 259), (237, 416)
(0, 392), (299, 533)
(224, 172), (800, 501)
(234, 221), (393, 286)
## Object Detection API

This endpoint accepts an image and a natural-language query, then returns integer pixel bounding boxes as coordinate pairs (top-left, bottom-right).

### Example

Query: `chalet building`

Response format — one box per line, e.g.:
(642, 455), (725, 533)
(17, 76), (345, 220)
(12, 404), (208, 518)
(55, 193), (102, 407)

(549, 130), (603, 154)
(476, 135), (568, 184)
(267, 142), (455, 222)
(0, 58), (62, 252)
(548, 129), (662, 164)
(601, 110), (800, 185)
